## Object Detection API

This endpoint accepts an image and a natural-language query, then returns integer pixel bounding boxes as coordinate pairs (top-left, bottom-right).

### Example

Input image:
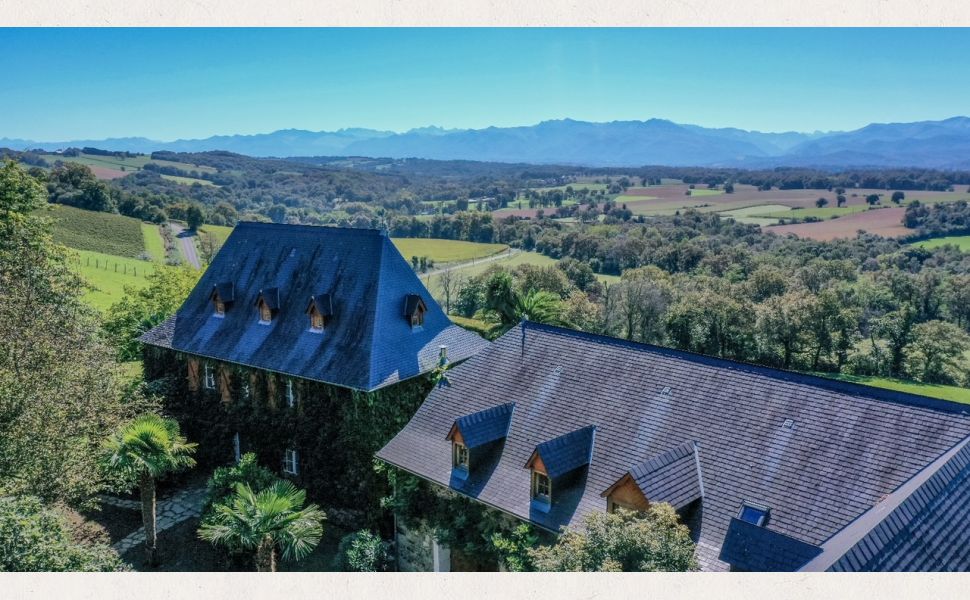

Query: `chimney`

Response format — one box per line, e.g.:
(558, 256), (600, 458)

(438, 345), (449, 367)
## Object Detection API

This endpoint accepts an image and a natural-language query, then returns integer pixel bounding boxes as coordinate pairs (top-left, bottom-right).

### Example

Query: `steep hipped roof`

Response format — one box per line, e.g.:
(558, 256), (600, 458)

(140, 223), (489, 391)
(376, 322), (970, 571)
(720, 517), (822, 571)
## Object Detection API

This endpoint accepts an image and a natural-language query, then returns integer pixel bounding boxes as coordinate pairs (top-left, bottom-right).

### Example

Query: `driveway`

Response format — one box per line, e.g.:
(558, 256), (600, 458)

(169, 223), (202, 269)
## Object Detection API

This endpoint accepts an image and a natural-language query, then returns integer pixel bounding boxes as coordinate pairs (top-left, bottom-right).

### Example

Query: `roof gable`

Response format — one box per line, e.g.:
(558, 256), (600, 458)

(448, 403), (514, 449)
(140, 223), (489, 391)
(602, 441), (703, 510)
(526, 426), (596, 479)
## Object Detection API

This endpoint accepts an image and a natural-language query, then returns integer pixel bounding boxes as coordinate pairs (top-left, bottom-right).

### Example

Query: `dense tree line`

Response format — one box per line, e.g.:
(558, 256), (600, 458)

(903, 200), (970, 239)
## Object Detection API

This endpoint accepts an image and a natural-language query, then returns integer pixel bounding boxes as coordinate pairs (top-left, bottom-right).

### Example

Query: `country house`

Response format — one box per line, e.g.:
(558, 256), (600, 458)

(140, 223), (489, 513)
(377, 321), (970, 571)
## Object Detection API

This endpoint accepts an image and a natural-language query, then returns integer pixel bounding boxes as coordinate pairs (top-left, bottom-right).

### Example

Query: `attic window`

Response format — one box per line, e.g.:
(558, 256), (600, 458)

(453, 441), (469, 471)
(305, 294), (333, 333)
(404, 294), (427, 329)
(254, 288), (280, 324)
(210, 283), (234, 317)
(738, 502), (770, 526)
(532, 471), (552, 503)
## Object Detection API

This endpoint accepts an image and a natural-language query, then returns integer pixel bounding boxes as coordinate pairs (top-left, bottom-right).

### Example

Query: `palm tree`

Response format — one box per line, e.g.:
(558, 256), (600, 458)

(198, 481), (325, 572)
(103, 413), (197, 566)
(515, 290), (571, 328)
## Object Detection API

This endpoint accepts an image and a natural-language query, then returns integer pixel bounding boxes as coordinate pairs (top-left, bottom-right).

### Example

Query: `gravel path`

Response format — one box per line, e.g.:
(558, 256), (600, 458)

(110, 486), (207, 554)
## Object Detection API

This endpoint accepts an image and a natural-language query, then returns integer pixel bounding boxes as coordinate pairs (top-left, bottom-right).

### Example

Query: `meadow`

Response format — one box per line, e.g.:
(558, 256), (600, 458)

(68, 249), (156, 311)
(32, 151), (216, 185)
(391, 238), (508, 263)
(818, 372), (970, 405)
(45, 204), (146, 257)
(912, 235), (970, 252)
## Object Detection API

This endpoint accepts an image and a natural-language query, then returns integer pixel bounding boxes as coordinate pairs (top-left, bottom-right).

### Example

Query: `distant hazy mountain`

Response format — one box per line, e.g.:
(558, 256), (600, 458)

(5, 117), (970, 169)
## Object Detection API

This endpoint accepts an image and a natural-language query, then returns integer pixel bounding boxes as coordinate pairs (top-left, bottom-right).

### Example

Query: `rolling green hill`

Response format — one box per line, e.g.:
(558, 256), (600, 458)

(44, 204), (146, 257)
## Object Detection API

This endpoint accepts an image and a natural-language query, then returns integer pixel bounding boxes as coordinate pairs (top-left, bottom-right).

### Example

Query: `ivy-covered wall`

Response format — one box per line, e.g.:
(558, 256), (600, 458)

(143, 345), (433, 528)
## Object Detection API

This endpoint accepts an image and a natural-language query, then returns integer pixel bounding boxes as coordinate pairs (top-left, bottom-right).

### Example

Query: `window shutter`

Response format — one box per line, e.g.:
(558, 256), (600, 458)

(187, 359), (199, 392)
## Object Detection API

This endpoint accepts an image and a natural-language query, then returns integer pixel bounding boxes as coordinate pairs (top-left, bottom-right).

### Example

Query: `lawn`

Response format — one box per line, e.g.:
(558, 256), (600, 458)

(818, 372), (970, 405)
(142, 223), (166, 262)
(391, 238), (509, 263)
(912, 235), (970, 252)
(44, 204), (146, 257)
(199, 224), (235, 246)
(69, 249), (156, 311)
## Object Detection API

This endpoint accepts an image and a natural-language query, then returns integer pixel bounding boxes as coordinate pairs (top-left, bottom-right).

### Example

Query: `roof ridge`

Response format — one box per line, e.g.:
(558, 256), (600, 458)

(513, 321), (970, 415)
(234, 221), (383, 235)
(364, 235), (392, 389)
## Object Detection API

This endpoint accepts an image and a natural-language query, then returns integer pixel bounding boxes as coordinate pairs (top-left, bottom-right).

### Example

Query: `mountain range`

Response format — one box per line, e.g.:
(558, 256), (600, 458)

(5, 117), (970, 169)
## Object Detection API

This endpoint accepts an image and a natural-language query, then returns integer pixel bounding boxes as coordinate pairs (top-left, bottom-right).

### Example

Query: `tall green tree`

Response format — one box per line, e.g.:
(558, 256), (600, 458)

(198, 481), (325, 572)
(102, 266), (201, 361)
(904, 321), (970, 385)
(0, 160), (149, 506)
(103, 413), (197, 566)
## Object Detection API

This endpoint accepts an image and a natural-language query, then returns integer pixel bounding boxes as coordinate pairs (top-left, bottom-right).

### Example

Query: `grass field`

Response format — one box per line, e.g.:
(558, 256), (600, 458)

(161, 174), (218, 187)
(141, 223), (166, 262)
(28, 152), (217, 184)
(912, 236), (970, 252)
(199, 224), (235, 247)
(45, 204), (146, 257)
(818, 372), (970, 405)
(533, 182), (609, 193)
(392, 238), (508, 263)
(685, 188), (723, 197)
(69, 249), (156, 311)
(760, 205), (870, 220)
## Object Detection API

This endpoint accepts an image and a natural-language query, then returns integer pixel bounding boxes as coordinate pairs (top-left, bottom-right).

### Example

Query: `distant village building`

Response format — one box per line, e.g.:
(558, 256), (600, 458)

(140, 223), (489, 515)
(378, 321), (970, 572)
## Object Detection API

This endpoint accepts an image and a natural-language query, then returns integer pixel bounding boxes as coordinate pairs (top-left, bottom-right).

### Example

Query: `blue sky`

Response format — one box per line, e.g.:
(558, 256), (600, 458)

(2, 28), (969, 140)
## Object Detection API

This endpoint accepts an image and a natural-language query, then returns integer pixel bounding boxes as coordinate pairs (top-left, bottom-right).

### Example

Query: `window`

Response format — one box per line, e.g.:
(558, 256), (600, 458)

(286, 380), (296, 408)
(214, 300), (226, 316)
(259, 300), (272, 323)
(283, 449), (299, 475)
(453, 442), (469, 470)
(242, 380), (251, 401)
(738, 502), (770, 526)
(232, 433), (241, 464)
(532, 471), (551, 503)
(411, 311), (425, 328)
(310, 310), (325, 331)
(203, 364), (216, 390)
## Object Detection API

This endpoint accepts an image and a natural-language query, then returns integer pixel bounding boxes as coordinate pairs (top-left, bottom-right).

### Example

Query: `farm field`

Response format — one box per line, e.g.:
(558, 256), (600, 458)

(26, 151), (215, 184)
(141, 223), (166, 262)
(912, 235), (970, 251)
(718, 204), (792, 225)
(391, 238), (508, 263)
(766, 207), (909, 240)
(817, 372), (970, 405)
(69, 249), (156, 311)
(761, 205), (870, 220)
(44, 204), (146, 257)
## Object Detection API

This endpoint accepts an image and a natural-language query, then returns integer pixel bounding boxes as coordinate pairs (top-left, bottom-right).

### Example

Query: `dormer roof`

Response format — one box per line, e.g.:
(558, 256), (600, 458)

(404, 294), (426, 318)
(601, 441), (703, 510)
(447, 403), (514, 449)
(139, 223), (490, 391)
(306, 293), (333, 317)
(255, 287), (281, 311)
(211, 282), (235, 304)
(526, 426), (596, 479)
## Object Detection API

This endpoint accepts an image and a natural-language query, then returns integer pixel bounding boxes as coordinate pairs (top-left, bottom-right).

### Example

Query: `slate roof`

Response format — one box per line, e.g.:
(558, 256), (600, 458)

(451, 403), (515, 449)
(625, 441), (703, 510)
(720, 517), (822, 571)
(531, 426), (596, 479)
(139, 223), (490, 391)
(376, 321), (970, 571)
(802, 435), (970, 572)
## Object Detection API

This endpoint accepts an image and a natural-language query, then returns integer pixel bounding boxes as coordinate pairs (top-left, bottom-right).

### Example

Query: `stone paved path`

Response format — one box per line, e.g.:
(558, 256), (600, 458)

(110, 486), (207, 554)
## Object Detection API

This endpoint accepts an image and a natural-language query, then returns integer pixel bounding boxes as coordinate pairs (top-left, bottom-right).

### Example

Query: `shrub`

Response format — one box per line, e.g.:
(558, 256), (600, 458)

(333, 530), (392, 572)
(0, 496), (127, 572)
(201, 453), (278, 518)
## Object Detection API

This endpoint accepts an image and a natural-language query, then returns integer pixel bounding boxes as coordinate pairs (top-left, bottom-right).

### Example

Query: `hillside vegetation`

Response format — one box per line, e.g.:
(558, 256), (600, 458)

(45, 204), (145, 257)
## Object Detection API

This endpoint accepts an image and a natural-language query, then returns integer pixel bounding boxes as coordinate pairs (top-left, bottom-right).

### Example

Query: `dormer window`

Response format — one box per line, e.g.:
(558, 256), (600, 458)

(210, 282), (234, 317)
(285, 379), (296, 408)
(254, 287), (280, 324)
(532, 471), (552, 503)
(305, 294), (333, 333)
(404, 294), (427, 329)
(453, 441), (469, 471)
(738, 501), (770, 526)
